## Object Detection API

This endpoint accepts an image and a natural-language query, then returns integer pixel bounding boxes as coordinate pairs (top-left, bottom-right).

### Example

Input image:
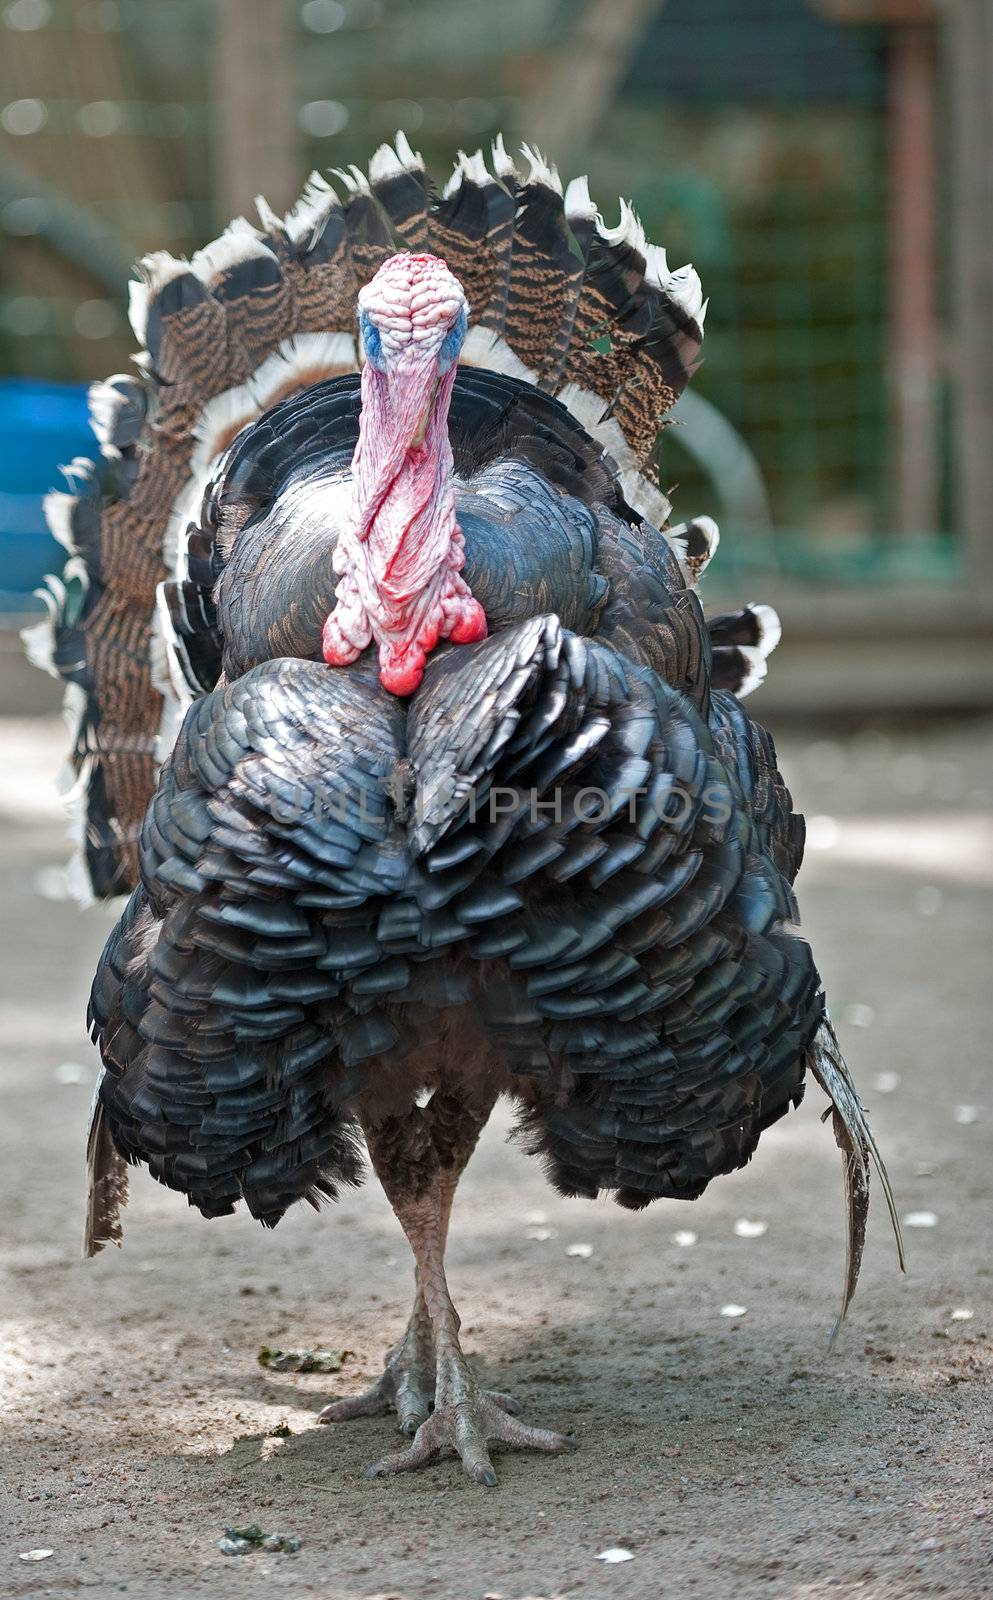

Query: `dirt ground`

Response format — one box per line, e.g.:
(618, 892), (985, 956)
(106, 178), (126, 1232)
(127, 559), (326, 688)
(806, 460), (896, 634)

(1, 708), (991, 1600)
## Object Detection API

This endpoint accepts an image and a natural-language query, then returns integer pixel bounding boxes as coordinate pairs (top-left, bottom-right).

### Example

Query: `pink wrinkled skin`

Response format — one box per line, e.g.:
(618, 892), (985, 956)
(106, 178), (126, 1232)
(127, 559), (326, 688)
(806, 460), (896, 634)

(322, 254), (487, 696)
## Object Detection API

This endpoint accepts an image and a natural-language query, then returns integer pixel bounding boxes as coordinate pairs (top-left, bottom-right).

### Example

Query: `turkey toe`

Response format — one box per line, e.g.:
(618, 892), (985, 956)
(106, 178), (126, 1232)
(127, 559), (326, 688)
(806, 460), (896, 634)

(365, 1391), (575, 1485)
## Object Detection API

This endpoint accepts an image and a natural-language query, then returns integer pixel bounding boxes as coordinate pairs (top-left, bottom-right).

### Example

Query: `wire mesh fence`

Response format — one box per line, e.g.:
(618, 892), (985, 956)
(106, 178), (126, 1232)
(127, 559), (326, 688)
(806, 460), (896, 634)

(0, 0), (960, 596)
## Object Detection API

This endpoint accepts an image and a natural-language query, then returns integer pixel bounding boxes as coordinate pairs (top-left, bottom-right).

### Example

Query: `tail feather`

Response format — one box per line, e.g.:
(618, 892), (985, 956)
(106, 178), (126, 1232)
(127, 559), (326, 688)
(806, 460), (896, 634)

(333, 165), (401, 284)
(708, 598), (781, 699)
(84, 1087), (129, 1257)
(286, 173), (359, 330)
(809, 1017), (906, 1344)
(431, 147), (516, 333)
(500, 146), (588, 390)
(564, 202), (704, 468)
(369, 132), (432, 250)
(27, 132), (711, 901)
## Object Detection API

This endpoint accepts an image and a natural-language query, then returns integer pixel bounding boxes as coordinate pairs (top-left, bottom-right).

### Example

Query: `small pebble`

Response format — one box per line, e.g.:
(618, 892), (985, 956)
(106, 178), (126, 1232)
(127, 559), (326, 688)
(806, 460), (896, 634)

(596, 1548), (634, 1563)
(18, 1550), (54, 1562)
(720, 1304), (748, 1318)
(566, 1243), (593, 1259)
(903, 1211), (938, 1229)
(219, 1537), (251, 1557)
(734, 1219), (767, 1239)
(671, 1230), (697, 1248)
(872, 1071), (900, 1094)
(527, 1228), (555, 1242)
(950, 1308), (974, 1321)
(953, 1105), (979, 1125)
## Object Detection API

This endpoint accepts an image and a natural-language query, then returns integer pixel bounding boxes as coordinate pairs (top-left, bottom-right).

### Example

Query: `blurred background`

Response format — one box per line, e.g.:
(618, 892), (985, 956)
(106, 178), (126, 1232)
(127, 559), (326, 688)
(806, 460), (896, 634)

(1, 0), (991, 714)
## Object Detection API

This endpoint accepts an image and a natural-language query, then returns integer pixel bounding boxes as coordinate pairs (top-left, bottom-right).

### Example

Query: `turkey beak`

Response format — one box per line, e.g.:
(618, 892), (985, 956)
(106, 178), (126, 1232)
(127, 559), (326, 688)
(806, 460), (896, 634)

(410, 372), (442, 450)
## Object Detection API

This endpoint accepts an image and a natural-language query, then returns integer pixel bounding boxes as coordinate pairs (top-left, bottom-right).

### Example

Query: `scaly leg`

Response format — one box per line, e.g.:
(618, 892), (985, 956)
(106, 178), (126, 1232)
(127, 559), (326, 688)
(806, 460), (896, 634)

(317, 1280), (436, 1436)
(359, 1097), (576, 1486)
(318, 1092), (515, 1438)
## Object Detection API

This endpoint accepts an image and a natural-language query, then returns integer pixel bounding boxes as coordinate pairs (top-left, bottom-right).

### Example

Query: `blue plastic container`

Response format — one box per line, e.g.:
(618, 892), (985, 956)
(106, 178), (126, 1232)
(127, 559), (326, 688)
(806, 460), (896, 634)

(0, 379), (95, 610)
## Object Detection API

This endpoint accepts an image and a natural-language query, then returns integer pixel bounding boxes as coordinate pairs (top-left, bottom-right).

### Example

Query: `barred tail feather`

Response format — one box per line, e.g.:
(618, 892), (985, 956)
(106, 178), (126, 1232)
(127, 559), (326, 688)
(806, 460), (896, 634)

(27, 131), (709, 900)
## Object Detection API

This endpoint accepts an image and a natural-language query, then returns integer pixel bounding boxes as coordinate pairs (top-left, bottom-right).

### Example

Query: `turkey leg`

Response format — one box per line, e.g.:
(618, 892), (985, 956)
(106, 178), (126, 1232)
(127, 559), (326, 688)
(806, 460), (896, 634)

(317, 1168), (457, 1436)
(318, 1090), (508, 1438)
(357, 1094), (576, 1486)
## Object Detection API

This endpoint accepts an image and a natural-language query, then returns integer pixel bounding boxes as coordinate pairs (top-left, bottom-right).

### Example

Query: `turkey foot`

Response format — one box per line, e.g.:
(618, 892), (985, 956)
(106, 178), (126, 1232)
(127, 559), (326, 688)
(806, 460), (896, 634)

(318, 1294), (435, 1436)
(365, 1349), (574, 1487)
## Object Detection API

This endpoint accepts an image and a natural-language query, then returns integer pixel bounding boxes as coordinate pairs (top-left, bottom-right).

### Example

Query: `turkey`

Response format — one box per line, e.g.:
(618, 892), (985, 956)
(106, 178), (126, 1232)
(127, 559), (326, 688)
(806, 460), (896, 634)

(28, 135), (903, 1487)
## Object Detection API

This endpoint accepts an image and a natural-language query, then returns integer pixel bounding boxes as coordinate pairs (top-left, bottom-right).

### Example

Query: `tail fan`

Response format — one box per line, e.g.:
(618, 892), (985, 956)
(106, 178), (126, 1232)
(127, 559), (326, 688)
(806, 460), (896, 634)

(27, 133), (708, 902)
(809, 1017), (906, 1344)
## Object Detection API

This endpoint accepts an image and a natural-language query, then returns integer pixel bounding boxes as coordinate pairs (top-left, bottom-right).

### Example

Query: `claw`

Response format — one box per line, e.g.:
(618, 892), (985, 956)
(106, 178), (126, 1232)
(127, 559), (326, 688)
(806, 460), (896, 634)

(365, 1392), (576, 1486)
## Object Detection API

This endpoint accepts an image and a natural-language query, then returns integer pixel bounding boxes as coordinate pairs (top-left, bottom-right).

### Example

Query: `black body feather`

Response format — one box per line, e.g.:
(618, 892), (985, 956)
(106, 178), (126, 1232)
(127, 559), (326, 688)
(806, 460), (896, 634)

(90, 363), (822, 1225)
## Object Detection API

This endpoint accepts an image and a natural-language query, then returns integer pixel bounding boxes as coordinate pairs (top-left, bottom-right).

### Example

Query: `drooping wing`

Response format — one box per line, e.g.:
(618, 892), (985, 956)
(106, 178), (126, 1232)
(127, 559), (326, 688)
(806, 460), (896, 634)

(88, 658), (405, 1233)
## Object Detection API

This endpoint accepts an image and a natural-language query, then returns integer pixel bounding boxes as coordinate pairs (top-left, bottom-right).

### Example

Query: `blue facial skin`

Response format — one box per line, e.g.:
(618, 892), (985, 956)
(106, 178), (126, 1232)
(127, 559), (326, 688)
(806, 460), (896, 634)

(360, 304), (467, 373)
(438, 306), (467, 372)
(359, 310), (385, 370)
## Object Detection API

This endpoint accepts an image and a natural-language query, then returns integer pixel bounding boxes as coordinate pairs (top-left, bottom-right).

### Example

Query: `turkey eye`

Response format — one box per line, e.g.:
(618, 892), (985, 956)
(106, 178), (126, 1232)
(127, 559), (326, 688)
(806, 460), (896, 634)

(360, 312), (384, 369)
(438, 306), (467, 372)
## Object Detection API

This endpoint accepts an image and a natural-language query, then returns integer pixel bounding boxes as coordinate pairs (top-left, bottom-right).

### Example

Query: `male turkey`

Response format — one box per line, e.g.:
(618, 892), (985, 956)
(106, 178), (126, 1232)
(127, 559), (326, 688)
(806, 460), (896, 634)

(28, 135), (902, 1486)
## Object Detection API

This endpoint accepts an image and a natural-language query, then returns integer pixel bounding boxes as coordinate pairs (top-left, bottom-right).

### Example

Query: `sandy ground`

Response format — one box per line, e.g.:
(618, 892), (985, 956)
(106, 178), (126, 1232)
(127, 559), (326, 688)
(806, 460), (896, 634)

(1, 710), (991, 1600)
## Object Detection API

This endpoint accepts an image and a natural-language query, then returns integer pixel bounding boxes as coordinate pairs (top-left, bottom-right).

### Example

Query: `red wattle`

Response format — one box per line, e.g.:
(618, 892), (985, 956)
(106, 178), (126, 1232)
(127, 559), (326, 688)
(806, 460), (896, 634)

(379, 643), (426, 697)
(448, 599), (488, 645)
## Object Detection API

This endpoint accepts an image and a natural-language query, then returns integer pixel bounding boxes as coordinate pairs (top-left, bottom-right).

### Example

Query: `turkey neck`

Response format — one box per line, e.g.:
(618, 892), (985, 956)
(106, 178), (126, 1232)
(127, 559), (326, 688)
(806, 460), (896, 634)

(348, 357), (462, 631)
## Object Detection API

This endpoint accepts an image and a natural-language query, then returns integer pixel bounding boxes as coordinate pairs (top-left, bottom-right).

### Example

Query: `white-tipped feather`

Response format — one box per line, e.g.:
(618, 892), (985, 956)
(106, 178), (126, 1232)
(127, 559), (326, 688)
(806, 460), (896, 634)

(137, 250), (192, 299)
(596, 199), (648, 259)
(460, 325), (536, 383)
(368, 142), (405, 184)
(733, 645), (768, 698)
(666, 262), (705, 324)
(688, 513), (721, 556)
(394, 129), (422, 170)
(520, 143), (562, 194)
(461, 148), (490, 187)
(444, 142), (494, 198)
(749, 601), (782, 657)
(668, 515), (720, 584)
(127, 280), (148, 346)
(21, 615), (56, 677)
(643, 242), (670, 290)
(254, 194), (283, 233)
(284, 171), (337, 246)
(87, 374), (142, 448)
(441, 165), (464, 201)
(491, 132), (516, 182)
(564, 174), (596, 221)
(333, 165), (371, 196)
(43, 491), (77, 553)
(192, 220), (274, 285)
